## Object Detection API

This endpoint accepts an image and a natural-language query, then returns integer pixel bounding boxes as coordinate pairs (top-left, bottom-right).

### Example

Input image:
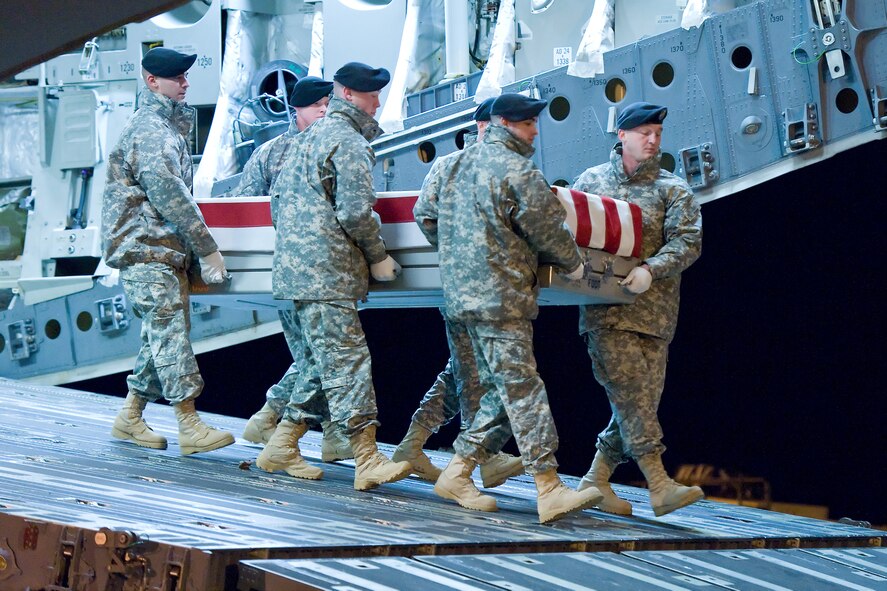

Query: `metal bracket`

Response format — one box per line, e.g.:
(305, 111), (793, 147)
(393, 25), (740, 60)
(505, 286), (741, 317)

(782, 103), (821, 153)
(96, 295), (129, 333)
(94, 527), (143, 576)
(6, 319), (37, 360)
(191, 302), (213, 316)
(78, 37), (99, 77)
(870, 88), (887, 130)
(679, 143), (718, 189)
(601, 257), (615, 281)
(54, 527), (87, 589)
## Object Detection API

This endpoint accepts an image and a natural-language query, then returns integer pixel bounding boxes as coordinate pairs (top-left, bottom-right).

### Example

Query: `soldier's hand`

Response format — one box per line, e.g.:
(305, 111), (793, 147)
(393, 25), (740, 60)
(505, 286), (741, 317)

(199, 251), (228, 284)
(562, 262), (585, 281)
(620, 265), (652, 294)
(370, 255), (401, 282)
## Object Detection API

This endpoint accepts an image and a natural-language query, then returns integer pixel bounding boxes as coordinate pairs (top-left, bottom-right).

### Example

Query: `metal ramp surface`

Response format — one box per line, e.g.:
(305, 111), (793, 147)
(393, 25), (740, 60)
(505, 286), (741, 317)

(0, 379), (882, 590)
(240, 548), (887, 590)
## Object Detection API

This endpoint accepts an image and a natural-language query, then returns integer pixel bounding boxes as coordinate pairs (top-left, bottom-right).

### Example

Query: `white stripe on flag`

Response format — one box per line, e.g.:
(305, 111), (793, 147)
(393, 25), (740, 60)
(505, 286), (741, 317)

(614, 199), (636, 257)
(553, 187), (579, 239)
(587, 195), (607, 250)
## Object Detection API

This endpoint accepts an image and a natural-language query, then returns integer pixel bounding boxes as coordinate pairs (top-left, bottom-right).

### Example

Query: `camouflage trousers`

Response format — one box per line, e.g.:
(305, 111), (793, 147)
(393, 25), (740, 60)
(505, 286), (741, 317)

(585, 328), (668, 464)
(282, 300), (379, 434)
(454, 319), (559, 475)
(120, 263), (202, 405)
(263, 307), (331, 426)
(410, 310), (484, 433)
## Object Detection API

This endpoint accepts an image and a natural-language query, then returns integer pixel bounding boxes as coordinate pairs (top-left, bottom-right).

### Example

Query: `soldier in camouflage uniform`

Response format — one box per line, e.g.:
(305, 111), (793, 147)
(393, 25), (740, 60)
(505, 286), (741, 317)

(417, 93), (603, 523)
(234, 77), (353, 464)
(255, 62), (412, 490)
(103, 48), (234, 456)
(572, 102), (704, 517)
(392, 98), (524, 489)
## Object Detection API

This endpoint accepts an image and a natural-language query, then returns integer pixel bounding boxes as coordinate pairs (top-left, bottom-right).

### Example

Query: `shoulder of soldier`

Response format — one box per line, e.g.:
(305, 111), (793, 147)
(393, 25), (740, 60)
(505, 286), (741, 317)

(325, 122), (371, 158)
(656, 168), (694, 194)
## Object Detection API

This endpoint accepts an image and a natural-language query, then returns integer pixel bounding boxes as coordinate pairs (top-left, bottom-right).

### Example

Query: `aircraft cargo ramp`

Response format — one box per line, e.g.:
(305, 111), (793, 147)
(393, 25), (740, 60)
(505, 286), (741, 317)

(0, 379), (883, 590)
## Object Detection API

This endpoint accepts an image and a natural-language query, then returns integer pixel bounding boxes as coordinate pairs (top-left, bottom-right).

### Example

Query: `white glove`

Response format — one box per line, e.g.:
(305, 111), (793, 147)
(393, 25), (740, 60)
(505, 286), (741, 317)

(199, 251), (228, 284)
(620, 265), (653, 294)
(370, 255), (401, 281)
(562, 262), (585, 281)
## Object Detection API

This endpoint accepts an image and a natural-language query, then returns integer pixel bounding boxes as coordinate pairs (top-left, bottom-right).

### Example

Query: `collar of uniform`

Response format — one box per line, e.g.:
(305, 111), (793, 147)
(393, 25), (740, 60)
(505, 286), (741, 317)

(611, 142), (662, 184)
(138, 89), (194, 136)
(326, 96), (383, 142)
(485, 123), (535, 158)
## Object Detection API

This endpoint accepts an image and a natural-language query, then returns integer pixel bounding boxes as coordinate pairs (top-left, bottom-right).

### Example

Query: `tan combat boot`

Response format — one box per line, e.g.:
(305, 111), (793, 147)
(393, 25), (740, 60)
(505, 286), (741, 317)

(349, 424), (412, 491)
(242, 401), (280, 444)
(391, 422), (442, 481)
(534, 469), (603, 524)
(320, 420), (354, 462)
(637, 453), (705, 517)
(256, 420), (323, 480)
(577, 451), (633, 516)
(480, 452), (524, 488)
(173, 400), (235, 455)
(111, 392), (168, 449)
(434, 455), (497, 512)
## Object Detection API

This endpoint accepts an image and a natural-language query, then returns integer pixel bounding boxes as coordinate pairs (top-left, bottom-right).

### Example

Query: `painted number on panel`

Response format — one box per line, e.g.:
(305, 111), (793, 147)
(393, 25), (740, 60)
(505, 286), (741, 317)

(453, 81), (468, 102)
(554, 47), (572, 68)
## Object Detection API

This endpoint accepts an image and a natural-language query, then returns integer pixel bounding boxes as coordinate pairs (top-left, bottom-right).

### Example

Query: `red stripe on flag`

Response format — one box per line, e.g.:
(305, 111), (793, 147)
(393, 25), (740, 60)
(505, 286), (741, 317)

(374, 195), (418, 224)
(199, 201), (272, 228)
(568, 188), (592, 247)
(600, 195), (622, 255)
(629, 202), (643, 258)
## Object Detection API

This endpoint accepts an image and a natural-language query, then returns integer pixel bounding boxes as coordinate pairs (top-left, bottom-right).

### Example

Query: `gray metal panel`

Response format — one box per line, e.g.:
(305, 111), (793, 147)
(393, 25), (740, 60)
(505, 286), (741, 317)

(0, 297), (77, 376)
(803, 548), (887, 579)
(626, 548), (887, 590)
(64, 282), (143, 368)
(378, 0), (887, 204)
(239, 557), (505, 591)
(420, 551), (710, 590)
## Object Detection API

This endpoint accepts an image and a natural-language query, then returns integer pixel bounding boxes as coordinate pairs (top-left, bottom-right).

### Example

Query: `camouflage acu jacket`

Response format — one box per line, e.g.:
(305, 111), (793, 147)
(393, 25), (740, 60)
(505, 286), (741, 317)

(235, 122), (299, 197)
(102, 90), (217, 270)
(573, 144), (702, 341)
(271, 96), (387, 301)
(414, 123), (581, 322)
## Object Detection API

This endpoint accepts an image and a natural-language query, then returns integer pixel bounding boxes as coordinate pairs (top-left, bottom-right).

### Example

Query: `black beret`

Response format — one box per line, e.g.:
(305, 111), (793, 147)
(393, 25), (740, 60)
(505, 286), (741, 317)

(472, 97), (496, 122)
(290, 76), (333, 107)
(616, 102), (668, 130)
(491, 93), (547, 121)
(142, 47), (197, 78)
(333, 62), (390, 92)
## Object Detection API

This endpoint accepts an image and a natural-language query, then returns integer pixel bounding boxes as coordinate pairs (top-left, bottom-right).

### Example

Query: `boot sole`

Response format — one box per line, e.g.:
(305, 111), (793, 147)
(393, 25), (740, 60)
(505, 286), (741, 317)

(594, 501), (633, 516)
(653, 489), (705, 517)
(111, 428), (168, 450)
(481, 465), (525, 489)
(539, 492), (603, 524)
(242, 432), (271, 445)
(392, 452), (442, 482)
(580, 483), (633, 516)
(180, 433), (235, 456)
(412, 469), (442, 482)
(256, 457), (323, 480)
(354, 463), (413, 491)
(433, 483), (498, 512)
